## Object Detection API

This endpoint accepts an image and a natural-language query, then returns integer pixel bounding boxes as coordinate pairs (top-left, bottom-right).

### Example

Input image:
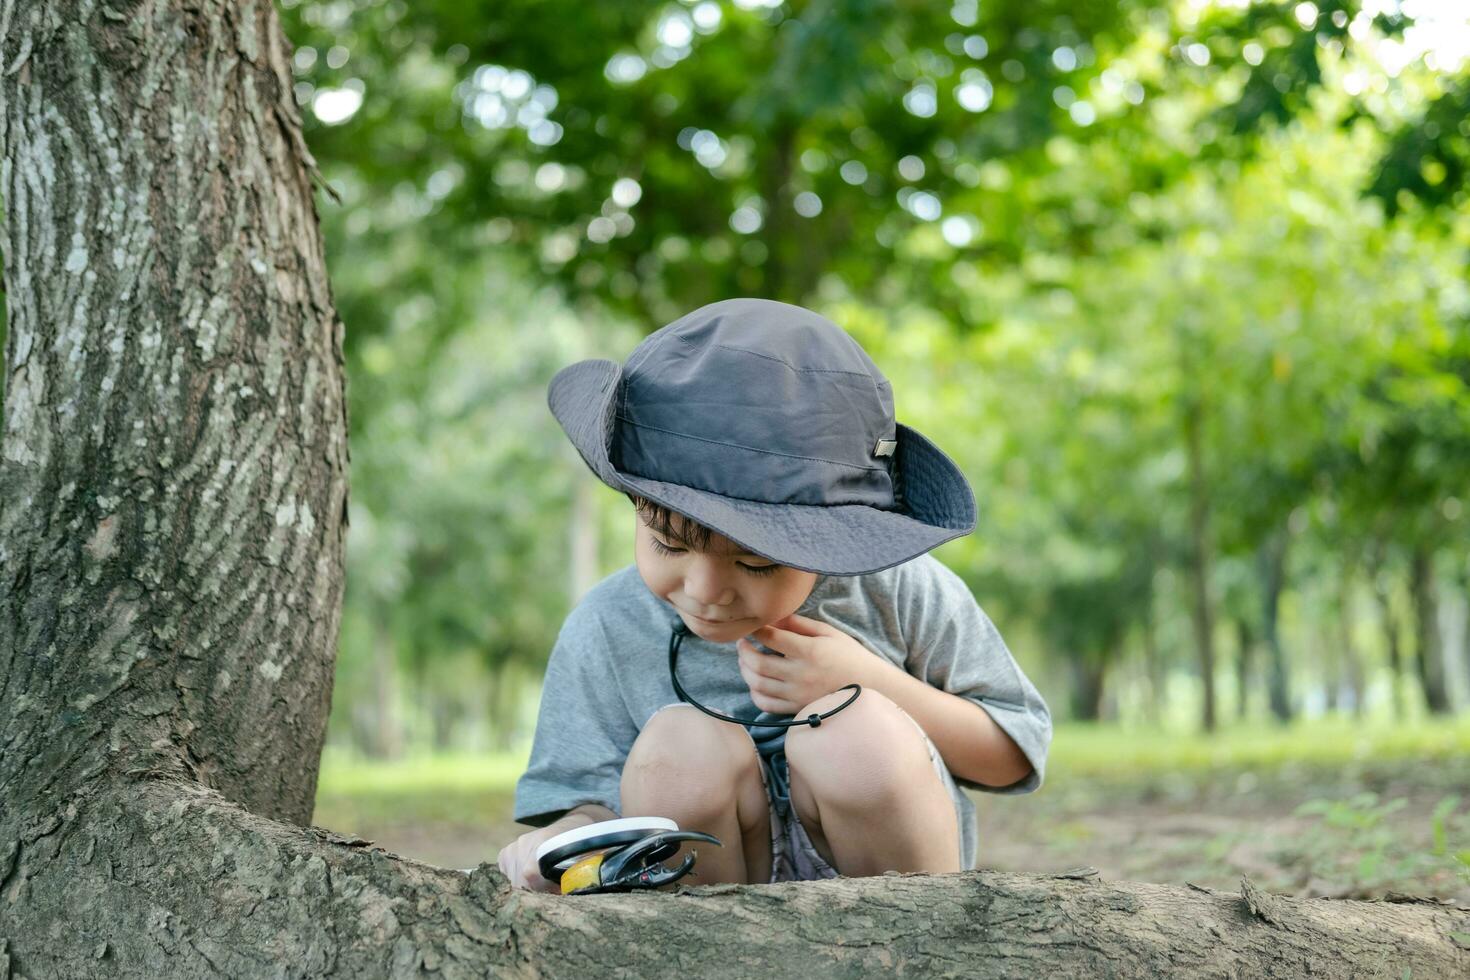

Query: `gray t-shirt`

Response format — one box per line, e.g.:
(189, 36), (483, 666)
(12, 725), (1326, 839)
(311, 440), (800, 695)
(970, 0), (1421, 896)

(513, 553), (1052, 870)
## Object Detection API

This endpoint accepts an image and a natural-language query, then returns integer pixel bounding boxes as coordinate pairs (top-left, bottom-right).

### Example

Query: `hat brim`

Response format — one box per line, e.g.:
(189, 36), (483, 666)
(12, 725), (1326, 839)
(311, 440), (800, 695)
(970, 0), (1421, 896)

(548, 359), (976, 576)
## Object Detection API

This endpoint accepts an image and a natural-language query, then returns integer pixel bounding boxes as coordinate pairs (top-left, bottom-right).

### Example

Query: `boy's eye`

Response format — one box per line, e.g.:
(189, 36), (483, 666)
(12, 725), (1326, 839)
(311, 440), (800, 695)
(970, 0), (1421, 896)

(649, 537), (779, 576)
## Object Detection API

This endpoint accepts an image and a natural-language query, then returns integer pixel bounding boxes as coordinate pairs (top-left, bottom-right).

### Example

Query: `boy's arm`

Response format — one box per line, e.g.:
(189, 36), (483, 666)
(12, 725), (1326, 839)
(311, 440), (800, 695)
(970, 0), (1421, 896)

(533, 802), (621, 838)
(852, 657), (1033, 788)
(884, 556), (1052, 793)
(514, 602), (640, 827)
(564, 802), (619, 825)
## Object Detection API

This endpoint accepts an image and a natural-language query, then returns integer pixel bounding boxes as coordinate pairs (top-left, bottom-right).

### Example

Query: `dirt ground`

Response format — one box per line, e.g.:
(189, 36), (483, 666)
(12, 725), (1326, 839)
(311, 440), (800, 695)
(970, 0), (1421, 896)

(317, 757), (1470, 902)
(972, 756), (1470, 902)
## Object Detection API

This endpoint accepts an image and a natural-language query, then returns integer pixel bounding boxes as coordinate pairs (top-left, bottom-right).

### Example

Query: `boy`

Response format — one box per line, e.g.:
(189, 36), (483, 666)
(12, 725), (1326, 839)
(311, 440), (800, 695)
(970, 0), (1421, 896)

(498, 298), (1051, 892)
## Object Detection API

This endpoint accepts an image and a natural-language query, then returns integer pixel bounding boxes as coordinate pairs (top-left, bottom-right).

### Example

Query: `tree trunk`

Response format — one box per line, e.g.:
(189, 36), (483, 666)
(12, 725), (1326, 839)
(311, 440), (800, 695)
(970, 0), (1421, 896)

(1235, 617), (1254, 720)
(372, 620), (404, 759)
(1367, 539), (1407, 721)
(0, 0), (346, 827)
(1461, 560), (1470, 708)
(1140, 601), (1164, 726)
(1182, 395), (1218, 732)
(1322, 620), (1340, 714)
(431, 691), (460, 751)
(758, 116), (798, 302)
(1336, 555), (1365, 717)
(3, 4), (1465, 978)
(486, 662), (523, 753)
(1258, 528), (1293, 723)
(1409, 545), (1451, 714)
(1066, 655), (1106, 722)
(568, 468), (600, 604)
(3, 789), (1467, 978)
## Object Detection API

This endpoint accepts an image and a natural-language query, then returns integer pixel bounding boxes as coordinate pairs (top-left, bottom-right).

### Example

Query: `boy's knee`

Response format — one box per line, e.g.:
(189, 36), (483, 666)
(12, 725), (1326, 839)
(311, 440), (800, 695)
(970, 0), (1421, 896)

(785, 689), (926, 805)
(621, 704), (758, 814)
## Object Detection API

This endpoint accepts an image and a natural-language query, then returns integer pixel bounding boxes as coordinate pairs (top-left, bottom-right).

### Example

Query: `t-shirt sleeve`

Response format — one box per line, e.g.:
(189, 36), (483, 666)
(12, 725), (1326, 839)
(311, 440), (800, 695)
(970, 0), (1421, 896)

(513, 601), (639, 828)
(899, 556), (1053, 795)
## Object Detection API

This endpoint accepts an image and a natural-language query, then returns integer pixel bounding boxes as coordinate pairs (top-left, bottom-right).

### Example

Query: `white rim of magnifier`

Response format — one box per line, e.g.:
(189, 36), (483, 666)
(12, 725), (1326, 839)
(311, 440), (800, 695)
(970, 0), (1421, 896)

(534, 816), (678, 869)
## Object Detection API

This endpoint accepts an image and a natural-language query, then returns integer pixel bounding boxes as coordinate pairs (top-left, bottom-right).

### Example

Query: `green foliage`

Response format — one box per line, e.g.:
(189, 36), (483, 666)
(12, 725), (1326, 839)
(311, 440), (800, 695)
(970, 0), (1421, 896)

(261, 0), (1470, 748)
(1285, 791), (1469, 896)
(1368, 76), (1470, 216)
(323, 253), (644, 750)
(1294, 792), (1408, 882)
(277, 0), (1194, 333)
(1048, 715), (1470, 778)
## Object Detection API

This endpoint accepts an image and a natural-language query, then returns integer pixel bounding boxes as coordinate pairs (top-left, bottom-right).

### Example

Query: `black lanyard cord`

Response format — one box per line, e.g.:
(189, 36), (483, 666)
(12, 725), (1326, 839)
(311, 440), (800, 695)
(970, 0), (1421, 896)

(666, 620), (861, 744)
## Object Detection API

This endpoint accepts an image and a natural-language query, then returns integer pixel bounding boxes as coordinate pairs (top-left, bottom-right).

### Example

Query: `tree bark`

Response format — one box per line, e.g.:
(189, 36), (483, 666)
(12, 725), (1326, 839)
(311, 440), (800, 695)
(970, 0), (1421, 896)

(1367, 537), (1407, 720)
(2, 3), (1466, 978)
(1321, 620), (1340, 714)
(1409, 545), (1452, 714)
(1235, 617), (1254, 720)
(430, 690), (460, 752)
(1460, 560), (1470, 708)
(1182, 394), (1218, 732)
(370, 620), (404, 759)
(757, 116), (798, 302)
(4, 781), (1468, 979)
(0, 0), (346, 826)
(1336, 555), (1365, 717)
(1140, 600), (1164, 726)
(1258, 527), (1293, 723)
(1065, 655), (1106, 722)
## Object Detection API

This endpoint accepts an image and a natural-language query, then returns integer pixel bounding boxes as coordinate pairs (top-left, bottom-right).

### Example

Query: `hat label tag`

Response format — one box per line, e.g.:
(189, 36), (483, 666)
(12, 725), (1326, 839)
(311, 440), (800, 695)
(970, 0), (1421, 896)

(873, 438), (897, 458)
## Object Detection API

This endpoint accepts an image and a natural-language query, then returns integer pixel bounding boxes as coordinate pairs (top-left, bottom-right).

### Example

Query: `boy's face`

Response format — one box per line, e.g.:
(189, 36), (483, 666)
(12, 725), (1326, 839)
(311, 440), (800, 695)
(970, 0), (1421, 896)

(634, 511), (818, 643)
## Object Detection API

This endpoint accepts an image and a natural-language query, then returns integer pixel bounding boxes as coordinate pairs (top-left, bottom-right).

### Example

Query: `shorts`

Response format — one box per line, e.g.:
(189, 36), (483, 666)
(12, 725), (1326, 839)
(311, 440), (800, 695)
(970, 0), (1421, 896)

(740, 706), (963, 883)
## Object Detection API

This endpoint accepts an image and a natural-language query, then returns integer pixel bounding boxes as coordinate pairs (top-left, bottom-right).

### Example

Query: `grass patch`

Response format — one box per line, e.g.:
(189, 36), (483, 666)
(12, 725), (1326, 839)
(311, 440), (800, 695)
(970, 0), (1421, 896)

(1048, 715), (1470, 780)
(317, 746), (530, 796)
(313, 746), (530, 831)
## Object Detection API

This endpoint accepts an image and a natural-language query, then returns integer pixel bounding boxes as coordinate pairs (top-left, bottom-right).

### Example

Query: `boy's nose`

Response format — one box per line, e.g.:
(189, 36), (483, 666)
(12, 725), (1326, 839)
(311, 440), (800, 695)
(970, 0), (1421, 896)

(682, 567), (735, 607)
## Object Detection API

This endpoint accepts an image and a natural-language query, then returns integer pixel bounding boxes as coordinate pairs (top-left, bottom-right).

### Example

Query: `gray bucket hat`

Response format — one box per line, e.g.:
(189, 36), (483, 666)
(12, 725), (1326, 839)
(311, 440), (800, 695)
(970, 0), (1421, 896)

(547, 298), (976, 576)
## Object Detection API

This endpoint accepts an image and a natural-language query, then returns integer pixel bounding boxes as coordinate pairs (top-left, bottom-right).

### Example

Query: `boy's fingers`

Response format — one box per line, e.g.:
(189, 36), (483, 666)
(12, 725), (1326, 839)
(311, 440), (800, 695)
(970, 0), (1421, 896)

(775, 614), (854, 649)
(757, 623), (814, 656)
(738, 639), (785, 679)
(741, 664), (796, 707)
(739, 654), (778, 693)
(750, 688), (786, 713)
(773, 613), (830, 637)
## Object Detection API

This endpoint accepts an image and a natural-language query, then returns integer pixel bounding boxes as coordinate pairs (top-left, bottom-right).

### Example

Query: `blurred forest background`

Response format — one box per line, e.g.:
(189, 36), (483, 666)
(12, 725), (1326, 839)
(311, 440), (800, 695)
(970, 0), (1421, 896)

(272, 0), (1470, 897)
(19, 0), (1470, 895)
(278, 0), (1470, 754)
(270, 0), (1470, 896)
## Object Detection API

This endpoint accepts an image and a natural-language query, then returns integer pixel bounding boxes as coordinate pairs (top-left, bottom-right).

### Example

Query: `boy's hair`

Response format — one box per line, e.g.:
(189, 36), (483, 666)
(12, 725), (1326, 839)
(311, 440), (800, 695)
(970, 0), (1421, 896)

(625, 493), (716, 552)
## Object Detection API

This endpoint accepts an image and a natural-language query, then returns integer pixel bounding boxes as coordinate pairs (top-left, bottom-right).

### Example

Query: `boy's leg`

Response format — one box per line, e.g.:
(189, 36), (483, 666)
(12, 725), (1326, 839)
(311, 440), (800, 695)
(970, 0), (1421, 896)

(784, 690), (961, 877)
(620, 704), (773, 887)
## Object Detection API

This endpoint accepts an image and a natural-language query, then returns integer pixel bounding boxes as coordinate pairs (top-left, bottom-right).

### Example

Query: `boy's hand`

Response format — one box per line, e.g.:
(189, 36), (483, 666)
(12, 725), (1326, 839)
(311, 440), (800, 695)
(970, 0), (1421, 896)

(736, 613), (878, 715)
(497, 825), (574, 894)
(497, 804), (617, 892)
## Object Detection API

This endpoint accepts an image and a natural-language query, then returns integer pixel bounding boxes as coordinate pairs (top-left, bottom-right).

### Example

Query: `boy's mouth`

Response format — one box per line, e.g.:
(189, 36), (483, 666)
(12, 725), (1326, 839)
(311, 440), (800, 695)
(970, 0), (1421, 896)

(687, 611), (745, 626)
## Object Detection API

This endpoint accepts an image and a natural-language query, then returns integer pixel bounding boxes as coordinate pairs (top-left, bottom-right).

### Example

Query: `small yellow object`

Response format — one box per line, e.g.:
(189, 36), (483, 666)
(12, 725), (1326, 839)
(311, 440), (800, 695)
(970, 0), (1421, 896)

(560, 851), (606, 894)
